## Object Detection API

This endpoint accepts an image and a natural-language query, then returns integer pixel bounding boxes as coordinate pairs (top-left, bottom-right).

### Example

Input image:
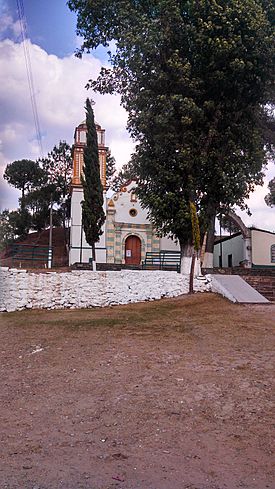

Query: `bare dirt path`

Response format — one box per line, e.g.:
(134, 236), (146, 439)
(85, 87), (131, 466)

(0, 293), (274, 489)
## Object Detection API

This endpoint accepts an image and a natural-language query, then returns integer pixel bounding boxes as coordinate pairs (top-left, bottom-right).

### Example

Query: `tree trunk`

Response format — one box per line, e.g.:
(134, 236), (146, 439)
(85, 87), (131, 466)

(202, 211), (216, 269)
(180, 241), (193, 274)
(189, 252), (196, 294)
(21, 187), (25, 210)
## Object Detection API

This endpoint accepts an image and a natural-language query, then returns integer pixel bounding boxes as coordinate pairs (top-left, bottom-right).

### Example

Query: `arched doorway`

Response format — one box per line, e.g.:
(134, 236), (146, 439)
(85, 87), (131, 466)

(125, 235), (141, 265)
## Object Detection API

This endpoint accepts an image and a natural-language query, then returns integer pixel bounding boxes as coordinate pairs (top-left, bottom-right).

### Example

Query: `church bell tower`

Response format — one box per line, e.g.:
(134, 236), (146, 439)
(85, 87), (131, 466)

(71, 120), (107, 189)
(69, 119), (108, 266)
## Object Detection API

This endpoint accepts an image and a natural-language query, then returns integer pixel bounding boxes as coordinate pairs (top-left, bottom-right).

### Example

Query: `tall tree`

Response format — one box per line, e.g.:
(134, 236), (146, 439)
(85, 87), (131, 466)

(4, 144), (72, 242)
(23, 185), (61, 232)
(81, 98), (105, 267)
(4, 160), (45, 209)
(0, 210), (16, 250)
(68, 0), (274, 269)
(0, 208), (32, 244)
(38, 141), (73, 238)
(39, 141), (72, 201)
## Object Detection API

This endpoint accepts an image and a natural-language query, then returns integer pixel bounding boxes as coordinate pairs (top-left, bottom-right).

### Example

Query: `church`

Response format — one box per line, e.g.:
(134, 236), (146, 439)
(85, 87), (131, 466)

(69, 120), (179, 266)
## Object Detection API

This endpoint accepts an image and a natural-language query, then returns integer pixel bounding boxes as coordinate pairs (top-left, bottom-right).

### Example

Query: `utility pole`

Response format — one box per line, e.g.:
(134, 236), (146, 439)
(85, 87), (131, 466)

(219, 212), (223, 268)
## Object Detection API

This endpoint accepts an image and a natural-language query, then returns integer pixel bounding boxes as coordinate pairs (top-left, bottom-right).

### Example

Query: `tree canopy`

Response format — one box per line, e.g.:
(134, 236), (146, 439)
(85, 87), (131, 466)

(38, 141), (72, 200)
(3, 142), (73, 242)
(4, 159), (45, 209)
(0, 208), (32, 246)
(69, 0), (274, 258)
(265, 177), (275, 207)
(37, 141), (73, 238)
(111, 161), (136, 192)
(106, 150), (116, 189)
(23, 184), (61, 232)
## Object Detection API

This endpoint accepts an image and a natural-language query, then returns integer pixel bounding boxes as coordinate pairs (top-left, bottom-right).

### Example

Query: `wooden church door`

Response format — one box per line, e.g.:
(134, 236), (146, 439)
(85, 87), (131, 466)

(125, 235), (141, 265)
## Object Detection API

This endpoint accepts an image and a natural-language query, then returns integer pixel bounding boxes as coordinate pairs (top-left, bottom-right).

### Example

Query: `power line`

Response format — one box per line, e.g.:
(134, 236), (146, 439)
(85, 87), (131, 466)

(16, 0), (43, 157)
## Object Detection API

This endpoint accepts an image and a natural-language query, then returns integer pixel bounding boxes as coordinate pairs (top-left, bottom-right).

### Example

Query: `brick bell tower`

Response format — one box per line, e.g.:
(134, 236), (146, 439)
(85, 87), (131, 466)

(72, 120), (107, 189)
(69, 119), (108, 266)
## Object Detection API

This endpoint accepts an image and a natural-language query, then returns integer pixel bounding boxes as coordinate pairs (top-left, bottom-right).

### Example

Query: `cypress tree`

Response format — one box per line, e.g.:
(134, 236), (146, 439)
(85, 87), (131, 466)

(81, 98), (105, 266)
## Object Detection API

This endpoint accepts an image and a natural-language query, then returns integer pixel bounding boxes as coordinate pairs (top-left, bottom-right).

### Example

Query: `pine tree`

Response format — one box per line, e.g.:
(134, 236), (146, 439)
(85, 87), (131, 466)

(4, 159), (45, 210)
(81, 99), (105, 266)
(38, 141), (73, 243)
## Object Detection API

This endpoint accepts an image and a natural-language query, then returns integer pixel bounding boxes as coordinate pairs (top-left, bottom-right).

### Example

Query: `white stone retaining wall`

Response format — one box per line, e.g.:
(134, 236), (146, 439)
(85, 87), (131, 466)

(0, 268), (211, 312)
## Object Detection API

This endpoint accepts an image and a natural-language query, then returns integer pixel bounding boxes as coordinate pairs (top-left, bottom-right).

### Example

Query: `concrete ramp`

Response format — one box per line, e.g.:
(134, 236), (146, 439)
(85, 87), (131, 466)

(211, 274), (270, 303)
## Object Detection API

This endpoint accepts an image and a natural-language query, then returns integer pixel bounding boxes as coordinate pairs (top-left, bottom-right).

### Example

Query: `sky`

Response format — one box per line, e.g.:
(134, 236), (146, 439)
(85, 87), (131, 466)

(0, 0), (274, 232)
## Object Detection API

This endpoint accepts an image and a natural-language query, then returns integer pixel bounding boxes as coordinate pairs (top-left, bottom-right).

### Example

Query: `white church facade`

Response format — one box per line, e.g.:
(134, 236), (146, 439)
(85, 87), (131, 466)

(69, 120), (179, 266)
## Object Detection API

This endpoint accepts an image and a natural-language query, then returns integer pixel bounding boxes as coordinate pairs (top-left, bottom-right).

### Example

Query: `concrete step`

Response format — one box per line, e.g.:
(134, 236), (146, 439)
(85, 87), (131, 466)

(211, 275), (270, 303)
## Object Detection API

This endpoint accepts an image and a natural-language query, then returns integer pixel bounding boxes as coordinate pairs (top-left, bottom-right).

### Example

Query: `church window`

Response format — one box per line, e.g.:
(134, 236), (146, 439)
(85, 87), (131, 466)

(129, 208), (137, 217)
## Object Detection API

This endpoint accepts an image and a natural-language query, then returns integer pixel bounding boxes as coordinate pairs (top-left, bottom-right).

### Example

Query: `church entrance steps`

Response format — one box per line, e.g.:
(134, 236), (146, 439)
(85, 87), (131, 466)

(243, 276), (275, 302)
(211, 274), (270, 304)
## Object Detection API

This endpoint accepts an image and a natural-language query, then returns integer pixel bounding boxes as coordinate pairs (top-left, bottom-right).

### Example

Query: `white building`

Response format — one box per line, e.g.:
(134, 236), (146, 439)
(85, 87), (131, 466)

(213, 228), (275, 269)
(69, 120), (179, 266)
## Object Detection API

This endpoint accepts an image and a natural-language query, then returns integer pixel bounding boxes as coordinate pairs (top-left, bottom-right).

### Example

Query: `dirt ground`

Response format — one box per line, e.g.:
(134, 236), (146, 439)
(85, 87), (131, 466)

(0, 293), (274, 489)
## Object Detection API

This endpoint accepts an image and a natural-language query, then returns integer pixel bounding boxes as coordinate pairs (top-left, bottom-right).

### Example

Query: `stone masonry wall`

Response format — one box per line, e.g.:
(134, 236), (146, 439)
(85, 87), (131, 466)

(0, 268), (211, 312)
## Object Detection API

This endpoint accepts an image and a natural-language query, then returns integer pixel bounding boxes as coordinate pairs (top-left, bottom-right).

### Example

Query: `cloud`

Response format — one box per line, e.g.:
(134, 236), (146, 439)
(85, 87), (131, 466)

(0, 38), (134, 210)
(0, 10), (21, 41)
